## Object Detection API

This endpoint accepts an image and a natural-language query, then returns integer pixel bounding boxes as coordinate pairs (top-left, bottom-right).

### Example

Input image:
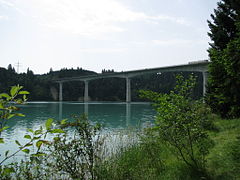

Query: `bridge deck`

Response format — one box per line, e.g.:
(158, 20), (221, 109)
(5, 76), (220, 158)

(54, 61), (209, 83)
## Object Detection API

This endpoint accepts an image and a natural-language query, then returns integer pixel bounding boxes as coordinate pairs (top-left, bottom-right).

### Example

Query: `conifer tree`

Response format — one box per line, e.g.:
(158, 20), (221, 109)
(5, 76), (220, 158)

(207, 0), (240, 117)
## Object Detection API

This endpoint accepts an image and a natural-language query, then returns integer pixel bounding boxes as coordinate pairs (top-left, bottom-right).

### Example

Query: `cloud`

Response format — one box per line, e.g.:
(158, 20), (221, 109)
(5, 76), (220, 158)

(152, 39), (206, 46)
(0, 0), (14, 7)
(0, 15), (8, 20)
(5, 0), (191, 37)
(79, 48), (127, 53)
(147, 15), (190, 26)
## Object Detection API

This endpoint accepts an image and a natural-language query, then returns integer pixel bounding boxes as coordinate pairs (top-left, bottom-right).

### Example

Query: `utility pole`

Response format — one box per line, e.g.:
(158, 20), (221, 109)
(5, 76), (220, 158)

(15, 61), (21, 73)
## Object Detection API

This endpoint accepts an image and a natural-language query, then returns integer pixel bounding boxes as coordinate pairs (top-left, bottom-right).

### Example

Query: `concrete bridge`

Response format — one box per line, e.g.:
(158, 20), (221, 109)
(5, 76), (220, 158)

(54, 60), (209, 102)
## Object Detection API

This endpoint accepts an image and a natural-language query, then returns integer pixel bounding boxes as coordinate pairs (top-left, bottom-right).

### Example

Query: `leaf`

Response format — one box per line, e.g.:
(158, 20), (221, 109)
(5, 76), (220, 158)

(27, 128), (34, 133)
(24, 143), (33, 147)
(0, 138), (4, 143)
(53, 137), (60, 142)
(24, 135), (31, 139)
(19, 91), (30, 95)
(7, 114), (15, 119)
(10, 86), (19, 97)
(32, 152), (46, 157)
(34, 129), (43, 135)
(23, 95), (27, 101)
(0, 103), (4, 109)
(5, 150), (9, 157)
(45, 118), (53, 130)
(33, 136), (41, 140)
(15, 140), (21, 146)
(60, 119), (68, 125)
(50, 129), (65, 133)
(0, 126), (9, 132)
(0, 93), (10, 99)
(15, 113), (25, 117)
(36, 140), (43, 149)
(2, 167), (15, 175)
(22, 148), (30, 154)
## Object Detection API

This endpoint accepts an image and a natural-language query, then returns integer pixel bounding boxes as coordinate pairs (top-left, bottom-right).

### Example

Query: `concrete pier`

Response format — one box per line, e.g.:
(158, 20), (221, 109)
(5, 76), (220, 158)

(59, 82), (63, 101)
(202, 71), (208, 97)
(84, 80), (89, 102)
(126, 77), (131, 103)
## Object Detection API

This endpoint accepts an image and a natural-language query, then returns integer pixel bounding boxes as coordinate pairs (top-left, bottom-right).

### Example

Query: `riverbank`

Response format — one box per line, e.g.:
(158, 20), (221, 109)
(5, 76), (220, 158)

(96, 117), (240, 180)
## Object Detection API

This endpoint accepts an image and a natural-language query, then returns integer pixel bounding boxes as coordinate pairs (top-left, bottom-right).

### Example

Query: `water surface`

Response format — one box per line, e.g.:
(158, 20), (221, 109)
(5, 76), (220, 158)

(1, 102), (156, 163)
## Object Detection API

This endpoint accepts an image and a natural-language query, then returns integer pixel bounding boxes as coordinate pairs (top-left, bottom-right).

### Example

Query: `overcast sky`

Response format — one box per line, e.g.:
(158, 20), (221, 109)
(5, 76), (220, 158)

(0, 0), (219, 74)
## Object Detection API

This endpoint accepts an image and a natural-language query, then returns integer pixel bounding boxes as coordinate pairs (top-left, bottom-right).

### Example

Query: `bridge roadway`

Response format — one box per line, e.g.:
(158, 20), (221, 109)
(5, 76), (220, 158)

(54, 61), (209, 102)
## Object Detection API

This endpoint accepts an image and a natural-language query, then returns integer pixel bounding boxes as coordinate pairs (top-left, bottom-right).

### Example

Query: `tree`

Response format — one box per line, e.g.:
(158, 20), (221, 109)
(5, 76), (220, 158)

(140, 75), (213, 175)
(207, 0), (240, 118)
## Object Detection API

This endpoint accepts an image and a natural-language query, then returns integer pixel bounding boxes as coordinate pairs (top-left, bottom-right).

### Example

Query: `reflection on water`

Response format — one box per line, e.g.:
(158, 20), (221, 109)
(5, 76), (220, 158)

(0, 102), (155, 163)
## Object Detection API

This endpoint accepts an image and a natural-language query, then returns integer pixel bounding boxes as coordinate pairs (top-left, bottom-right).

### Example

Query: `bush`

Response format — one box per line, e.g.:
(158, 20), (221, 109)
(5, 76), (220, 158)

(140, 74), (214, 176)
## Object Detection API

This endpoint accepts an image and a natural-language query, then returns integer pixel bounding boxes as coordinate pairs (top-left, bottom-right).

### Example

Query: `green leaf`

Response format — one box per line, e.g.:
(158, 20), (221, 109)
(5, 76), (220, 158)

(50, 129), (65, 133)
(0, 138), (4, 143)
(33, 136), (41, 140)
(0, 103), (4, 109)
(24, 135), (31, 139)
(53, 137), (60, 142)
(24, 143), (33, 147)
(36, 140), (43, 149)
(15, 140), (21, 146)
(2, 167), (15, 175)
(34, 129), (43, 135)
(10, 86), (19, 97)
(0, 126), (9, 132)
(32, 152), (46, 157)
(22, 148), (30, 154)
(23, 95), (27, 101)
(60, 119), (68, 125)
(0, 93), (10, 99)
(45, 118), (53, 130)
(15, 113), (25, 117)
(7, 114), (15, 119)
(5, 150), (9, 157)
(19, 91), (30, 95)
(27, 128), (34, 133)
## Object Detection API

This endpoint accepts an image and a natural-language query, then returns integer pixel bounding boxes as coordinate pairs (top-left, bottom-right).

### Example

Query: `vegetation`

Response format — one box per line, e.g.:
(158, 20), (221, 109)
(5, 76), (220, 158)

(207, 0), (240, 118)
(97, 75), (240, 180)
(1, 74), (240, 179)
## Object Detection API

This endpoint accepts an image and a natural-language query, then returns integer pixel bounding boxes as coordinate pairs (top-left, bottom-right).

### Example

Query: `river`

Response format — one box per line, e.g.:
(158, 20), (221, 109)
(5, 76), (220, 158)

(0, 102), (156, 163)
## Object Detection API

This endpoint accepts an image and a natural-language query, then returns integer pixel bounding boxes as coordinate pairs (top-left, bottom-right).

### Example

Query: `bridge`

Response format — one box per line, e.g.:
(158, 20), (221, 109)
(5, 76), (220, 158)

(54, 60), (209, 102)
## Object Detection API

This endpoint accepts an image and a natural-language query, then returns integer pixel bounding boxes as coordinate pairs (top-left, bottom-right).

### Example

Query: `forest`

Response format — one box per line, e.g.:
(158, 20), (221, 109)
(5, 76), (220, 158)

(0, 65), (204, 101)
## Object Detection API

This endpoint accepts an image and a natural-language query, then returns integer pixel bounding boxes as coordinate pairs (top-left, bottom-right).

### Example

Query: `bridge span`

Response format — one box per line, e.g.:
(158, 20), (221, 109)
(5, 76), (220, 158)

(54, 61), (209, 102)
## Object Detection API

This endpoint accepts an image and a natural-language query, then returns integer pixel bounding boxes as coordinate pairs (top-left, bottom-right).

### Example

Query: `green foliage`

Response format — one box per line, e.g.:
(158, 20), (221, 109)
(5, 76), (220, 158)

(46, 115), (103, 180)
(0, 86), (66, 178)
(207, 0), (240, 118)
(0, 85), (29, 138)
(140, 75), (214, 174)
(207, 0), (239, 50)
(97, 135), (164, 180)
(207, 118), (240, 179)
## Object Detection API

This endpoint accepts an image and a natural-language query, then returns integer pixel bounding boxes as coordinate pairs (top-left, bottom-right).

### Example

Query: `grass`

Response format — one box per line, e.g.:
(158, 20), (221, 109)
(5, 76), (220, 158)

(207, 118), (240, 179)
(96, 117), (240, 180)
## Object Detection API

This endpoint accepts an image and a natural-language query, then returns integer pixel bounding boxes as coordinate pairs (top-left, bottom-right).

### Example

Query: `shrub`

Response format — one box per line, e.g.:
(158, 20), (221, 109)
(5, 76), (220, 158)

(140, 74), (214, 176)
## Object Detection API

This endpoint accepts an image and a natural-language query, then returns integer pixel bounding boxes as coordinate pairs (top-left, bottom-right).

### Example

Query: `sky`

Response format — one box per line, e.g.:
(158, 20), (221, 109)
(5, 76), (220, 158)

(0, 0), (219, 74)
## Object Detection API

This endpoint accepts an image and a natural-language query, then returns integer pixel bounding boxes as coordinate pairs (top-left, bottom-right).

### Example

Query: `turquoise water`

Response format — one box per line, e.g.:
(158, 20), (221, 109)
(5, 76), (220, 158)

(0, 102), (156, 163)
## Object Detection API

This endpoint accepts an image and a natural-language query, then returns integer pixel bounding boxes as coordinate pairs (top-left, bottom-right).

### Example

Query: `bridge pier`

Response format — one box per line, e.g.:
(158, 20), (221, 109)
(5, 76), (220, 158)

(59, 82), (63, 101)
(126, 77), (131, 103)
(202, 71), (208, 97)
(84, 80), (89, 102)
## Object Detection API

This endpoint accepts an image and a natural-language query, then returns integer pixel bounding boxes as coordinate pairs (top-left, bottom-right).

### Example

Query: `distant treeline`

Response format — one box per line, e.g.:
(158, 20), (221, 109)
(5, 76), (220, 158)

(0, 64), (204, 101)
